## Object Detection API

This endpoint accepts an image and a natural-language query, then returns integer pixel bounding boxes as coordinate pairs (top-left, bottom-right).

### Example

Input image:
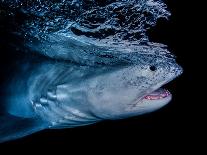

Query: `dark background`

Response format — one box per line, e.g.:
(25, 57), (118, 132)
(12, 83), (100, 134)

(0, 0), (203, 151)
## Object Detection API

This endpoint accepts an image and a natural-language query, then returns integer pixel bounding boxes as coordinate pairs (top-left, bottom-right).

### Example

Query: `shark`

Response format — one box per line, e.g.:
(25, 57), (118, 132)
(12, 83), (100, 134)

(0, 0), (183, 143)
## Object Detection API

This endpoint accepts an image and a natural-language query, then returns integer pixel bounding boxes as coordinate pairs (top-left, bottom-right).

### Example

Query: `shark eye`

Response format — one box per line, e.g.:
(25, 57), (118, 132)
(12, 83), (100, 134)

(149, 65), (157, 71)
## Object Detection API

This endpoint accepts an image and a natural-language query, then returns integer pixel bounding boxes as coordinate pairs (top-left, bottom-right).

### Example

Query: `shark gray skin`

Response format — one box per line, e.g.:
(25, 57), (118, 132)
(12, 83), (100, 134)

(0, 0), (183, 143)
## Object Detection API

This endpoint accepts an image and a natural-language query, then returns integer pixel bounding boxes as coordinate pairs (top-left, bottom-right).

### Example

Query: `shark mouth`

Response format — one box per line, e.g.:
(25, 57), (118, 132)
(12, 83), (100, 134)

(144, 88), (171, 100)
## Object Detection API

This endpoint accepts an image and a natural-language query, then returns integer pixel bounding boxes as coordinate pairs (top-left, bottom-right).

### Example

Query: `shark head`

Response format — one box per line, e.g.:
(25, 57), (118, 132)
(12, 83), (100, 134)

(86, 53), (183, 120)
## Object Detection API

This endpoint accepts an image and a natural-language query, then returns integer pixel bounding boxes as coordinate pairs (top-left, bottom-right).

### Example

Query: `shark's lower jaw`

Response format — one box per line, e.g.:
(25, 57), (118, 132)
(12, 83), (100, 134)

(144, 88), (171, 100)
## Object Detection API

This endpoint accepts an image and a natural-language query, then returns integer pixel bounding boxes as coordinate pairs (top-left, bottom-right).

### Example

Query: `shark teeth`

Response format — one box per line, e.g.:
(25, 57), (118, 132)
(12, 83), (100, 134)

(144, 88), (171, 100)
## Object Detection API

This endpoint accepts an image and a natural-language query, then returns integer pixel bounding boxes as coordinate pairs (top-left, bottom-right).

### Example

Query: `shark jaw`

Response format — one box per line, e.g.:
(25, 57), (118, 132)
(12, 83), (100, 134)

(144, 88), (171, 100)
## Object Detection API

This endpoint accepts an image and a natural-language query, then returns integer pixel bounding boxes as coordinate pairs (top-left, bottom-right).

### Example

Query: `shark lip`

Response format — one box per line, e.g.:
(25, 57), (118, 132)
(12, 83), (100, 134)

(141, 64), (183, 101)
(143, 88), (171, 100)
(138, 77), (176, 102)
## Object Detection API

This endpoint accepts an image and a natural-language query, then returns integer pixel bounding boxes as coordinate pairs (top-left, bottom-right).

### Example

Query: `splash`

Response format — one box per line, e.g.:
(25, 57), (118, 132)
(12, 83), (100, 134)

(0, 0), (172, 65)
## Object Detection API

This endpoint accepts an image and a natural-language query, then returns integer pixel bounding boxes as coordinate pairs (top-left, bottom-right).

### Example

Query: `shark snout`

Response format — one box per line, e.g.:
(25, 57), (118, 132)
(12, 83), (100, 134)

(172, 63), (183, 77)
